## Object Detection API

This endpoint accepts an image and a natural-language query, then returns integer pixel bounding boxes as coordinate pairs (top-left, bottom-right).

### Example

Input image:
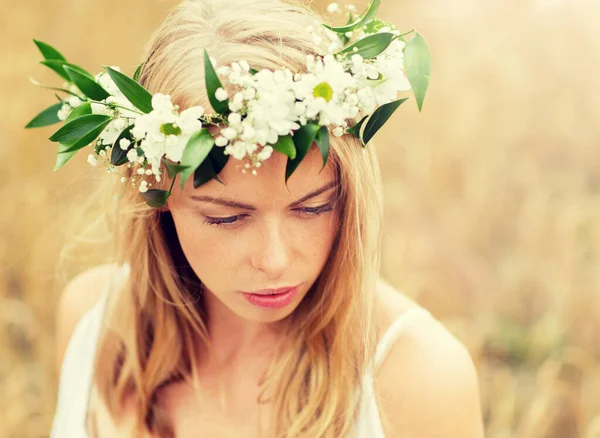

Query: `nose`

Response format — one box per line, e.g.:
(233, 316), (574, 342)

(250, 219), (291, 280)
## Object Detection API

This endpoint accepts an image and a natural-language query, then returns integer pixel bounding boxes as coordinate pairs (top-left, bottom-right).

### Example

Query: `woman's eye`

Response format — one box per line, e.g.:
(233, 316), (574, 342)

(203, 204), (334, 228)
(203, 215), (245, 227)
(295, 204), (334, 217)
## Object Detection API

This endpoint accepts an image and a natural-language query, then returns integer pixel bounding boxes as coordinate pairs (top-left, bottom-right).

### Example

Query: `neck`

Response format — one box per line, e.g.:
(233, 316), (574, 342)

(201, 289), (286, 366)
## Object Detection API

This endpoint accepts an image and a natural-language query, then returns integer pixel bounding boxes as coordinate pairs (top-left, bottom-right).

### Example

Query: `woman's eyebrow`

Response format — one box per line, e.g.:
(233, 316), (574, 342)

(190, 181), (338, 210)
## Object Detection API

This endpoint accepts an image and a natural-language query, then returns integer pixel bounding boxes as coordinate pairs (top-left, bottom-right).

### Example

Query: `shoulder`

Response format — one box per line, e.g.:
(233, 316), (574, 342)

(373, 278), (485, 437)
(54, 263), (121, 371)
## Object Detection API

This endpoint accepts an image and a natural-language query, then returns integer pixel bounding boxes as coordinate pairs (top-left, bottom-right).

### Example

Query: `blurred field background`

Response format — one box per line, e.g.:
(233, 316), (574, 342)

(1, 0), (599, 436)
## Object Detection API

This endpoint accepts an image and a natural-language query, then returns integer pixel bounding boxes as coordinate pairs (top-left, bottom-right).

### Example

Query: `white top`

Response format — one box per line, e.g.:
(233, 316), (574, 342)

(50, 266), (432, 438)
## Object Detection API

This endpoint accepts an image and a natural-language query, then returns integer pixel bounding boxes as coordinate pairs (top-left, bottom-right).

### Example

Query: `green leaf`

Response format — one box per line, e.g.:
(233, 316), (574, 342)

(53, 100), (90, 170)
(162, 158), (189, 179)
(64, 65), (110, 101)
(104, 66), (153, 113)
(25, 102), (63, 128)
(48, 114), (112, 153)
(40, 59), (71, 82)
(133, 63), (144, 83)
(272, 135), (297, 159)
(362, 98), (408, 145)
(323, 0), (380, 33)
(346, 115), (369, 144)
(204, 50), (228, 114)
(285, 124), (320, 183)
(404, 31), (431, 112)
(63, 63), (95, 80)
(54, 142), (78, 171)
(193, 158), (218, 188)
(193, 147), (229, 187)
(110, 125), (135, 166)
(141, 189), (171, 208)
(338, 32), (396, 59)
(179, 128), (215, 188)
(341, 12), (355, 45)
(33, 40), (66, 61)
(66, 102), (92, 121)
(209, 146), (229, 175)
(315, 126), (330, 169)
(249, 68), (259, 76)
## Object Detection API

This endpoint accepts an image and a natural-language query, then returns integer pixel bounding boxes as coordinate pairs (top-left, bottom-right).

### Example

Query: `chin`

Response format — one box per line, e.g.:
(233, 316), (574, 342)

(246, 305), (299, 324)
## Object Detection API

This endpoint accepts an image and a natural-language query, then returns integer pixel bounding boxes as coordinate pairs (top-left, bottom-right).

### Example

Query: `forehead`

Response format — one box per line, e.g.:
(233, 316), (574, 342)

(174, 145), (337, 206)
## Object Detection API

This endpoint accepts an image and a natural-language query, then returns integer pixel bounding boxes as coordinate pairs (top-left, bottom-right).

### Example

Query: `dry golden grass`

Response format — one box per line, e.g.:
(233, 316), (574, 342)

(1, 0), (599, 436)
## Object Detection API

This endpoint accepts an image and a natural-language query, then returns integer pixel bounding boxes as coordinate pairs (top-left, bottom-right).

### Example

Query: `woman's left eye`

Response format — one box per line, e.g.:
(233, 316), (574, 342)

(294, 204), (335, 217)
(203, 204), (334, 228)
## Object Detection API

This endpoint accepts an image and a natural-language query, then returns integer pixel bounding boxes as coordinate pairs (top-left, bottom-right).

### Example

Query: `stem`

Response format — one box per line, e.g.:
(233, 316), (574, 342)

(29, 77), (83, 99)
(87, 99), (144, 116)
(167, 175), (176, 195)
(396, 29), (415, 39)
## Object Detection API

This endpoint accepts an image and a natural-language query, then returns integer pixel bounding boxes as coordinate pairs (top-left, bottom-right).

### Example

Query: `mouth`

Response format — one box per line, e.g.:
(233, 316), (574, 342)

(242, 285), (300, 296)
(240, 284), (303, 309)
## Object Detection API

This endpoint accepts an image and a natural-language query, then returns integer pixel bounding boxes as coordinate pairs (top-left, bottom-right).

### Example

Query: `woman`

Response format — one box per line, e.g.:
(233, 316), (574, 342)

(48, 0), (484, 436)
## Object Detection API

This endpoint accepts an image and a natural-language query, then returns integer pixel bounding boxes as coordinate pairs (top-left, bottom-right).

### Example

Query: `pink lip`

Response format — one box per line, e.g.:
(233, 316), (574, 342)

(241, 284), (302, 309)
(243, 285), (299, 295)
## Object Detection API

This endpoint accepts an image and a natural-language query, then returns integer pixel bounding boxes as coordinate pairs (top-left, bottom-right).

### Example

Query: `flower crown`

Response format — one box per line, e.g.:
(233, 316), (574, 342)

(26, 0), (430, 208)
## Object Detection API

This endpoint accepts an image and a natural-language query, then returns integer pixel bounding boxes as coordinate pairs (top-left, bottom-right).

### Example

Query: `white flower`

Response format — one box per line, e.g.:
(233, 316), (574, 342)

(228, 112), (242, 126)
(178, 106), (204, 134)
(215, 87), (228, 102)
(241, 125), (256, 142)
(293, 55), (357, 126)
(152, 94), (175, 113)
(138, 180), (149, 193)
(257, 145), (273, 161)
(371, 40), (411, 105)
(217, 66), (231, 77)
(215, 136), (229, 147)
(57, 103), (71, 121)
(87, 154), (98, 166)
(91, 102), (110, 115)
(106, 94), (139, 118)
(164, 134), (188, 163)
(244, 68), (299, 147)
(221, 127), (238, 140)
(68, 96), (82, 108)
(327, 3), (340, 13)
(239, 60), (250, 72)
(126, 149), (139, 163)
(225, 141), (248, 160)
(119, 138), (131, 150)
(98, 119), (125, 145)
(333, 126), (345, 137)
(96, 71), (121, 96)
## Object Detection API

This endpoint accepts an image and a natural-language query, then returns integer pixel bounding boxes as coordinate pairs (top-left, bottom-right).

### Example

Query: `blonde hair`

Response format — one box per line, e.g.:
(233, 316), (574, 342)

(90, 0), (385, 436)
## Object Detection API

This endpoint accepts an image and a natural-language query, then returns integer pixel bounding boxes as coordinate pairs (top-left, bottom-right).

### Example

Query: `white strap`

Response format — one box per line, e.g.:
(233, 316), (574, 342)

(82, 263), (130, 430)
(374, 308), (431, 370)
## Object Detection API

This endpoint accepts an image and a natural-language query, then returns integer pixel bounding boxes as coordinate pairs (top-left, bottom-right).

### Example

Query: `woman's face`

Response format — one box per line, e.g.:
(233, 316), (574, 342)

(168, 146), (339, 324)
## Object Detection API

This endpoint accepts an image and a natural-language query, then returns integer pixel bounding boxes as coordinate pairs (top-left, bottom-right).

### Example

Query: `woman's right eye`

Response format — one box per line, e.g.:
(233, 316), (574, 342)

(203, 215), (245, 227)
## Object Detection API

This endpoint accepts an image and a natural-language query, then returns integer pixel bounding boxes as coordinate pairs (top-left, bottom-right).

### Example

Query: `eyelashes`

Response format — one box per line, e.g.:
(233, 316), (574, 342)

(203, 204), (335, 228)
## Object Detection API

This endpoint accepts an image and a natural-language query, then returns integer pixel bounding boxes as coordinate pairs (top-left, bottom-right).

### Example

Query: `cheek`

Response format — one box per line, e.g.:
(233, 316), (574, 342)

(301, 214), (339, 260)
(169, 211), (237, 281)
